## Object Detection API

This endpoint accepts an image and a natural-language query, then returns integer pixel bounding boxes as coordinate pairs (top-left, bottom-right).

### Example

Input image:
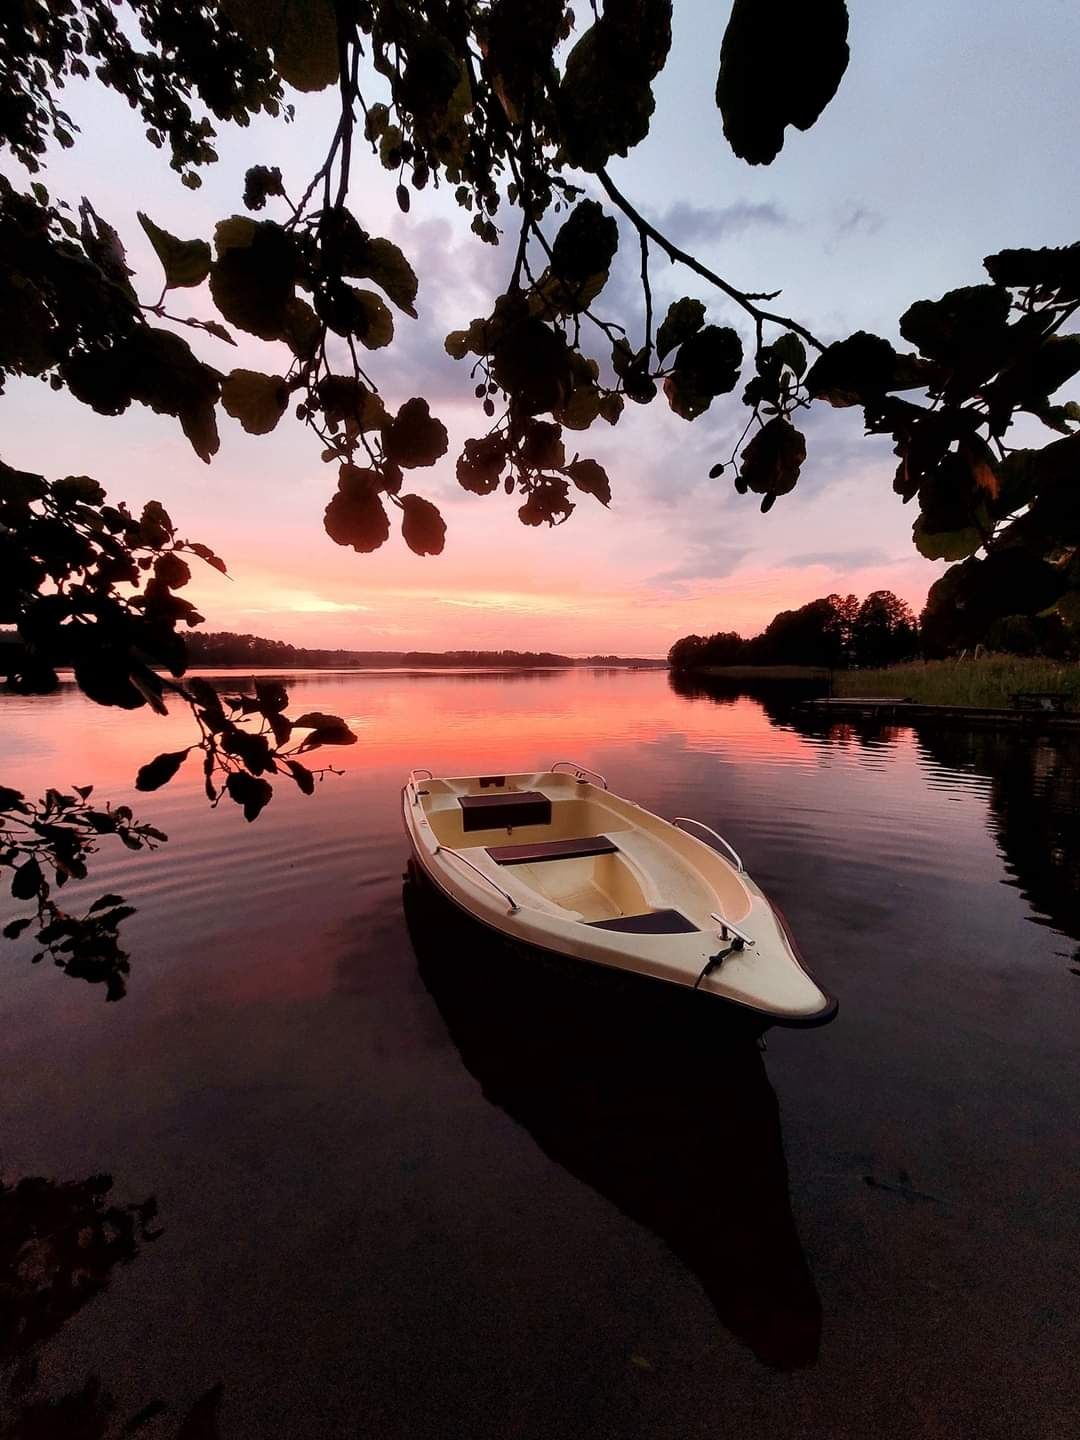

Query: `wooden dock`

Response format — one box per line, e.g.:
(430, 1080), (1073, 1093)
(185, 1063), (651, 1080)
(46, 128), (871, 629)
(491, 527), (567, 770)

(795, 697), (1080, 733)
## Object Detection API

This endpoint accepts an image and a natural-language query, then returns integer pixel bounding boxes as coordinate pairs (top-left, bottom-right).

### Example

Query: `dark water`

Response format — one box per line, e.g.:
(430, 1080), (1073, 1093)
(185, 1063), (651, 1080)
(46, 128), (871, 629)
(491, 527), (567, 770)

(2, 668), (1079, 1438)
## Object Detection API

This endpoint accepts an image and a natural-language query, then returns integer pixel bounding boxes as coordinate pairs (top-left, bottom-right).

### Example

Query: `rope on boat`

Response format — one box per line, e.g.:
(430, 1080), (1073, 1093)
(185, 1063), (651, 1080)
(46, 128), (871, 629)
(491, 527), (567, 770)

(693, 941), (739, 989)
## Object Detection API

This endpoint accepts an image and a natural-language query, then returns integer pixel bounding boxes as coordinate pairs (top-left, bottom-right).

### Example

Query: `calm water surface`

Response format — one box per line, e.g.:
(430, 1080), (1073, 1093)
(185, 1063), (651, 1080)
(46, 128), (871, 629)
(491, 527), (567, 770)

(2, 668), (1079, 1438)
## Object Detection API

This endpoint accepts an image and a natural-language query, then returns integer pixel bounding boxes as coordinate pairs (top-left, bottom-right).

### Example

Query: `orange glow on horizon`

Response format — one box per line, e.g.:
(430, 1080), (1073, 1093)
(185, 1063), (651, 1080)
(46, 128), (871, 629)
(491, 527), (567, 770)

(182, 554), (935, 657)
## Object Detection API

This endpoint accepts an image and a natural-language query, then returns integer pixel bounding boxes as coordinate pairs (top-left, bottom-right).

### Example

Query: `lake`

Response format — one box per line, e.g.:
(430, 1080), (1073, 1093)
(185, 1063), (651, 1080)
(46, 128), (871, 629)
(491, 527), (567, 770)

(2, 667), (1079, 1438)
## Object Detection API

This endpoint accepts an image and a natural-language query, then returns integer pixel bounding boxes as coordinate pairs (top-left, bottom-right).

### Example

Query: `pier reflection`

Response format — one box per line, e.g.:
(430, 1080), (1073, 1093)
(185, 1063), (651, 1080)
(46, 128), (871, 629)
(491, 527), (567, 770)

(403, 864), (822, 1370)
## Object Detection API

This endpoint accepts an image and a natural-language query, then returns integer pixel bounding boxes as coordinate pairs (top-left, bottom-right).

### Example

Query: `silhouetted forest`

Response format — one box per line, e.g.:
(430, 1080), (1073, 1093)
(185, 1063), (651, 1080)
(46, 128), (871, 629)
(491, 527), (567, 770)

(669, 592), (919, 671)
(181, 632), (663, 669)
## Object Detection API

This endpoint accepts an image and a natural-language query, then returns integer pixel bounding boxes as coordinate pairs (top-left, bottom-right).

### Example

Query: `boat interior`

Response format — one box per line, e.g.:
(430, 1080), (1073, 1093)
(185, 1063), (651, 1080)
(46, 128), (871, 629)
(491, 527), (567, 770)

(411, 770), (752, 934)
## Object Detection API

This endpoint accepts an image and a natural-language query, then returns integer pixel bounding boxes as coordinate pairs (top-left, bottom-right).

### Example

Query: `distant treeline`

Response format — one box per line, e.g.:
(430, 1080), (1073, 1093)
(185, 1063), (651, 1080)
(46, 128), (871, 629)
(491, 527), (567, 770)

(672, 581), (1080, 671)
(182, 632), (662, 669)
(669, 592), (920, 672)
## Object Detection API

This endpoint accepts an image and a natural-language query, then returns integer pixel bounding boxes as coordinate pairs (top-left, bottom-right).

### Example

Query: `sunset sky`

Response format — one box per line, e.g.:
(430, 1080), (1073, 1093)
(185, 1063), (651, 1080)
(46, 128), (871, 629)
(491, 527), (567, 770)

(5, 0), (1080, 655)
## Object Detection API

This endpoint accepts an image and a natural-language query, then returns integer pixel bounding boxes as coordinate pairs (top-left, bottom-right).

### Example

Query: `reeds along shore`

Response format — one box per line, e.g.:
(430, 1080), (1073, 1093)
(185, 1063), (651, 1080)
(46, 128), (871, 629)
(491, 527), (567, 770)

(834, 657), (1080, 709)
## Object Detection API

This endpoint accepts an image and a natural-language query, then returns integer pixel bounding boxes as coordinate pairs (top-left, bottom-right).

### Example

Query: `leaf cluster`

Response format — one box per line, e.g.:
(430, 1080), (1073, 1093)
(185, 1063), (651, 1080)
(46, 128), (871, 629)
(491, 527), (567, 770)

(1, 783), (162, 1000)
(0, 465), (356, 993)
(1, 0), (287, 185)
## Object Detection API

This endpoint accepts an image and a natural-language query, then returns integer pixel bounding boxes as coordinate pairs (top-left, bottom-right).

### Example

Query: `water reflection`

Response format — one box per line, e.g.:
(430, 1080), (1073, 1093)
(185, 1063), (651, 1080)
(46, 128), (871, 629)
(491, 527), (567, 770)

(0, 1171), (174, 1436)
(667, 667), (830, 730)
(403, 864), (822, 1370)
(788, 704), (1080, 951)
(916, 726), (1080, 953)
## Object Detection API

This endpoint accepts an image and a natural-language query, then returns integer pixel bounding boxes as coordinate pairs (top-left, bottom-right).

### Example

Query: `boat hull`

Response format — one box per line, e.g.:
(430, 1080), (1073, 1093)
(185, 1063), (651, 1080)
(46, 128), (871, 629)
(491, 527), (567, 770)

(401, 772), (837, 1030)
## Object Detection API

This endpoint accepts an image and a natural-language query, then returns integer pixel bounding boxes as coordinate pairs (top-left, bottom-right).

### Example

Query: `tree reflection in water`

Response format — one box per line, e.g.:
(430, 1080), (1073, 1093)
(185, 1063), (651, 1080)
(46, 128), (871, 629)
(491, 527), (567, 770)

(677, 666), (1080, 965)
(1, 1174), (221, 1439)
(666, 667), (830, 727)
(776, 693), (1080, 962)
(403, 864), (821, 1371)
(916, 726), (1080, 960)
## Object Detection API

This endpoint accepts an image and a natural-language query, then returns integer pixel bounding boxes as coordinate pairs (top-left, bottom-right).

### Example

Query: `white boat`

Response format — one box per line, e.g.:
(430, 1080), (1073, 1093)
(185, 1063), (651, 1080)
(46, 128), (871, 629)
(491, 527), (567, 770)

(402, 762), (837, 1029)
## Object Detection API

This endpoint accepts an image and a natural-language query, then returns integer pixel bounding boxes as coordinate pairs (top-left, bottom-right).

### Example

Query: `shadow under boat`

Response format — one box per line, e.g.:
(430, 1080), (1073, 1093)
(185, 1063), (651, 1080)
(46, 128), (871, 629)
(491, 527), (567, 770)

(402, 863), (822, 1371)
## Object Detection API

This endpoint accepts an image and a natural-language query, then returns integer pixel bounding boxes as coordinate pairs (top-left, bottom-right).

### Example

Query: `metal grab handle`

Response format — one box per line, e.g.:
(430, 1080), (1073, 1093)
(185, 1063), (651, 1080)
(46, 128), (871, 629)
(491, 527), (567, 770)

(551, 760), (608, 790)
(435, 844), (519, 913)
(408, 767), (433, 803)
(672, 816), (744, 872)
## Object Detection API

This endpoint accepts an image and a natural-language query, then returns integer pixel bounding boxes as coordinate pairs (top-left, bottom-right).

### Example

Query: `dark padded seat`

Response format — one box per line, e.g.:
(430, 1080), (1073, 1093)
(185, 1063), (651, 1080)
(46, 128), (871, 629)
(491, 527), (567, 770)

(588, 909), (699, 935)
(487, 835), (617, 864)
(459, 790), (551, 832)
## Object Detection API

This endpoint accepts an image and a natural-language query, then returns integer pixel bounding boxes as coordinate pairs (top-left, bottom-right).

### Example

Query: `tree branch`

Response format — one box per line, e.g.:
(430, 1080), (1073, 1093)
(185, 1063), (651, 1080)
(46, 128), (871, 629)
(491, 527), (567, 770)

(596, 167), (824, 352)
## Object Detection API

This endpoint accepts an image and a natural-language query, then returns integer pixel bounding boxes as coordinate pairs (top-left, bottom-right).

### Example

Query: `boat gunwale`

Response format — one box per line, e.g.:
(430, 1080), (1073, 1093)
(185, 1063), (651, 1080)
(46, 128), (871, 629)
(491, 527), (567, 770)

(401, 782), (839, 1030)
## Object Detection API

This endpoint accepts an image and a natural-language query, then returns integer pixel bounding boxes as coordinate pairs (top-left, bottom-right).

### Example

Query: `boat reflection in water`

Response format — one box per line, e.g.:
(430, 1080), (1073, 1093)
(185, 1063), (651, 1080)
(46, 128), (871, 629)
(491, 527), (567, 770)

(402, 863), (821, 1371)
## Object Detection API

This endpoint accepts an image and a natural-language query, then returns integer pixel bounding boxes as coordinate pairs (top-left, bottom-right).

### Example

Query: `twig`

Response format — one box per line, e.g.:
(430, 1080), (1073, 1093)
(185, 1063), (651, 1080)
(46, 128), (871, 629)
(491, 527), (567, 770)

(640, 230), (653, 354)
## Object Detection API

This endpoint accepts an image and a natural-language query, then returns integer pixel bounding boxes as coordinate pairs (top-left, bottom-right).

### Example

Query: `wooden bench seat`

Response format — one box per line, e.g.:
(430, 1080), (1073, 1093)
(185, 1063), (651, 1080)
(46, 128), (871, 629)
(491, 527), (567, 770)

(486, 835), (618, 864)
(459, 790), (552, 831)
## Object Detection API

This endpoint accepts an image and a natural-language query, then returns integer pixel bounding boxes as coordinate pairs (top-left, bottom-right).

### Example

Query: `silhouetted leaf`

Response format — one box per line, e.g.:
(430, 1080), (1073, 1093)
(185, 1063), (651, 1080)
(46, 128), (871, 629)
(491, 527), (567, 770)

(558, 5), (672, 171)
(282, 297), (321, 359)
(243, 165), (285, 212)
(656, 298), (705, 362)
(555, 382), (603, 430)
(3, 916), (33, 939)
(518, 478), (574, 527)
(89, 893), (126, 913)
(123, 328), (222, 463)
(739, 417), (806, 497)
(899, 285), (1012, 368)
(222, 0), (338, 91)
(358, 237), (419, 317)
(959, 435), (1001, 501)
(285, 759), (315, 794)
(563, 458), (611, 506)
(550, 200), (619, 283)
(912, 513), (985, 562)
(317, 376), (386, 431)
(135, 749), (189, 791)
(154, 552), (191, 589)
(189, 542), (229, 575)
(520, 420), (565, 470)
(768, 332), (807, 378)
(400, 495), (447, 555)
(74, 652), (150, 710)
(51, 475), (106, 508)
(11, 858), (42, 900)
(221, 370), (289, 434)
(294, 712), (343, 729)
(201, 320), (237, 345)
(349, 288), (394, 349)
(138, 213), (210, 289)
(804, 331), (902, 406)
(492, 318), (573, 415)
(664, 325), (743, 419)
(457, 436), (507, 494)
(297, 718), (357, 748)
(717, 0), (850, 164)
(209, 218), (298, 340)
(225, 770), (272, 822)
(383, 398), (449, 469)
(255, 679), (288, 713)
(983, 243), (1080, 302)
(324, 487), (390, 552)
